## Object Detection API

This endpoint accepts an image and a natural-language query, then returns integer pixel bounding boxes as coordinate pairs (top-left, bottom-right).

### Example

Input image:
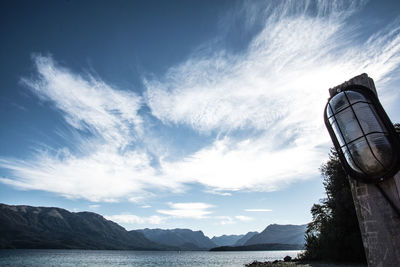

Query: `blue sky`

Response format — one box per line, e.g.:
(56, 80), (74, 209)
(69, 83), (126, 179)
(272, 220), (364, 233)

(1, 0), (400, 237)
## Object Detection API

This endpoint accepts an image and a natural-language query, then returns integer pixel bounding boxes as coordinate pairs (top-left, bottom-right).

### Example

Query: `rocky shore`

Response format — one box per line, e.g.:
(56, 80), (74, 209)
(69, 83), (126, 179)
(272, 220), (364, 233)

(245, 256), (367, 267)
(246, 263), (367, 267)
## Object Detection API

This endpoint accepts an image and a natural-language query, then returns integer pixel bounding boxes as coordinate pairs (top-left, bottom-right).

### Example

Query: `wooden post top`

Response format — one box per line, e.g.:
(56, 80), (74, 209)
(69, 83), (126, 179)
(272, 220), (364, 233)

(328, 73), (378, 98)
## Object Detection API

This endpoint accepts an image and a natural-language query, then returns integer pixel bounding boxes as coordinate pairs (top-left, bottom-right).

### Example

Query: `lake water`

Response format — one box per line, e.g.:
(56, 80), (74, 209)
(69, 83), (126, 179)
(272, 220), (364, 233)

(0, 249), (303, 266)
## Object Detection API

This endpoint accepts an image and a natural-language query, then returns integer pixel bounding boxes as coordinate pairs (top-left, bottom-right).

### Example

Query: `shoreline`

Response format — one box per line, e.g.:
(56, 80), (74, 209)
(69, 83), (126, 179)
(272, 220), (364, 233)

(245, 260), (367, 267)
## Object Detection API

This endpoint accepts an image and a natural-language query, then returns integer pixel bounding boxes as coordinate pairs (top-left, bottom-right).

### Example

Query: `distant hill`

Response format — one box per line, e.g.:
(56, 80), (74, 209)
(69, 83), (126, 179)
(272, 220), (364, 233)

(211, 234), (244, 247)
(0, 203), (307, 251)
(0, 203), (163, 250)
(210, 243), (304, 251)
(234, 231), (258, 246)
(244, 224), (306, 246)
(136, 228), (216, 250)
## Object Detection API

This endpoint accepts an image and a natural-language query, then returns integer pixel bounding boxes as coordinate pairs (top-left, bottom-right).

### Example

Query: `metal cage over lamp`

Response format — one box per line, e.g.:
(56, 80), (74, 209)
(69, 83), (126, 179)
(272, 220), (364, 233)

(324, 84), (400, 183)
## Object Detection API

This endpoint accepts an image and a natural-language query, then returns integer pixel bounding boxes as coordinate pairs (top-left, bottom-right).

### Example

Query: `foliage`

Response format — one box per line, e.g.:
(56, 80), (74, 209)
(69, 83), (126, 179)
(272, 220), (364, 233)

(394, 123), (400, 134)
(301, 149), (366, 263)
(301, 123), (399, 262)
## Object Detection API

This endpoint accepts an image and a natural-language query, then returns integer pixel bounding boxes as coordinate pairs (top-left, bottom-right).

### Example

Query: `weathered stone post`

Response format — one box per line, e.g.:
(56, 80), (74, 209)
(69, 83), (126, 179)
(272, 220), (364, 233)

(328, 74), (400, 267)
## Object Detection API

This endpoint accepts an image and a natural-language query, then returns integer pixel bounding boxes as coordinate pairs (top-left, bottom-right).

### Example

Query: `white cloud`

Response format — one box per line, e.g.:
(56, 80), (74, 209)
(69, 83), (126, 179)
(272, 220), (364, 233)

(2, 1), (400, 202)
(216, 215), (253, 224)
(145, 2), (373, 133)
(204, 189), (232, 196)
(0, 55), (183, 202)
(0, 146), (179, 202)
(22, 55), (143, 147)
(217, 216), (235, 225)
(128, 193), (156, 204)
(235, 215), (253, 222)
(89, 204), (100, 210)
(105, 214), (165, 225)
(245, 209), (272, 212)
(161, 136), (325, 191)
(157, 202), (214, 219)
(143, 0), (400, 192)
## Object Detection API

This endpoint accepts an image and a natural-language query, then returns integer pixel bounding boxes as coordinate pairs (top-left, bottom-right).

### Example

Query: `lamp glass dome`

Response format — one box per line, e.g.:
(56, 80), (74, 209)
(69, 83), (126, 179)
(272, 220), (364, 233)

(326, 90), (394, 181)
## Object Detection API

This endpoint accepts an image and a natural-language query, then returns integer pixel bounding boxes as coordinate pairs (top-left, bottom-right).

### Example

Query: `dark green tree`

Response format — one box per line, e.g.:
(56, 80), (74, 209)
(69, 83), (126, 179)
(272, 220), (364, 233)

(302, 123), (399, 262)
(302, 149), (366, 263)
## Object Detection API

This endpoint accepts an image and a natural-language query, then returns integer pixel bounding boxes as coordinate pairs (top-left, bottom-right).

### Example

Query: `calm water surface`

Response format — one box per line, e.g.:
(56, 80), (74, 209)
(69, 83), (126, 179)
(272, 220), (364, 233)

(0, 249), (303, 266)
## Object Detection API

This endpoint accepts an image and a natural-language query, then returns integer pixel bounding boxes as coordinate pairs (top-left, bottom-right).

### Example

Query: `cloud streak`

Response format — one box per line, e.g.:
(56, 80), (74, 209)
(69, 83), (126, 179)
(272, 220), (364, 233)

(156, 202), (214, 219)
(105, 214), (165, 225)
(22, 55), (143, 148)
(145, 1), (370, 133)
(0, 55), (181, 202)
(161, 136), (324, 191)
(235, 215), (253, 222)
(1, 1), (400, 202)
(245, 209), (272, 212)
(144, 0), (400, 191)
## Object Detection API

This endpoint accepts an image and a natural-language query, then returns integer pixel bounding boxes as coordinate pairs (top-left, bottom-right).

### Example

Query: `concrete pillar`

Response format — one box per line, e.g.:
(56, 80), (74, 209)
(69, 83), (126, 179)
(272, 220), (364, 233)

(329, 74), (400, 267)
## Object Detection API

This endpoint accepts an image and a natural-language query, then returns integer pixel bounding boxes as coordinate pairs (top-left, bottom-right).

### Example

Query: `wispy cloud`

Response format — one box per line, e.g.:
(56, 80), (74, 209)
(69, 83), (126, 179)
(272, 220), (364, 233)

(105, 214), (165, 225)
(88, 204), (100, 210)
(204, 189), (232, 196)
(1, 1), (400, 202)
(161, 136), (324, 191)
(145, 1), (370, 133)
(0, 149), (167, 202)
(0, 55), (183, 202)
(245, 209), (272, 212)
(22, 55), (143, 147)
(128, 193), (156, 204)
(235, 215), (253, 222)
(216, 215), (253, 224)
(217, 216), (235, 225)
(144, 0), (400, 192)
(157, 202), (214, 219)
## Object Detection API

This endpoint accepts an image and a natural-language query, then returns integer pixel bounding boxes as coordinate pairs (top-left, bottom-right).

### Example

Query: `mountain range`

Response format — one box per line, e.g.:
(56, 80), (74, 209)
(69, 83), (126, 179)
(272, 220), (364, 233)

(245, 224), (307, 245)
(233, 231), (259, 246)
(0, 203), (306, 250)
(136, 228), (215, 250)
(0, 203), (163, 250)
(211, 234), (244, 247)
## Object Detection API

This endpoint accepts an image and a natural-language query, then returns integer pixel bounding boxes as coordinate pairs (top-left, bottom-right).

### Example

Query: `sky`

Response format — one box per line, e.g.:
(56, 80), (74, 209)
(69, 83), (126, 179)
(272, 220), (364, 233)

(1, 0), (400, 238)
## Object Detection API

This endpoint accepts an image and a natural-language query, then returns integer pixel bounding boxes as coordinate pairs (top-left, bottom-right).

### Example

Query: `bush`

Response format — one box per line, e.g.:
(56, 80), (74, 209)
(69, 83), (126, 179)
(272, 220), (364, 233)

(301, 149), (366, 263)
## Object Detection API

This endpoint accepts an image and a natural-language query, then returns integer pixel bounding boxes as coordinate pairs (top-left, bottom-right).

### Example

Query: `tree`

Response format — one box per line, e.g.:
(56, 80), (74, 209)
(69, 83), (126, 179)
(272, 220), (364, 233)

(302, 123), (400, 262)
(301, 149), (366, 262)
(394, 123), (400, 134)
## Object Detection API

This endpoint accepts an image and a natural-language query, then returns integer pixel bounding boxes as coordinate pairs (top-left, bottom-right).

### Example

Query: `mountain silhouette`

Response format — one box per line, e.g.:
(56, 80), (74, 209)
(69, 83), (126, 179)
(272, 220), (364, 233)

(0, 203), (163, 250)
